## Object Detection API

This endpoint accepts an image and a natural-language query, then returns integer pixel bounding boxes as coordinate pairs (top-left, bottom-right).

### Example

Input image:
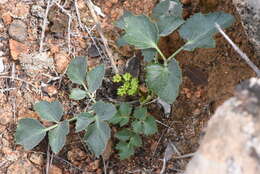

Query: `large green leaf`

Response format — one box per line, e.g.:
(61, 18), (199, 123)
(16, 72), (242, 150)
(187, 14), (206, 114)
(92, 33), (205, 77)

(152, 0), (183, 19)
(141, 48), (157, 63)
(179, 12), (234, 51)
(34, 101), (63, 122)
(66, 56), (87, 85)
(146, 59), (182, 104)
(120, 14), (159, 49)
(115, 11), (132, 29)
(84, 120), (111, 157)
(69, 88), (87, 100)
(75, 112), (95, 132)
(87, 64), (105, 92)
(93, 101), (116, 121)
(152, 0), (184, 36)
(15, 118), (47, 150)
(48, 121), (69, 154)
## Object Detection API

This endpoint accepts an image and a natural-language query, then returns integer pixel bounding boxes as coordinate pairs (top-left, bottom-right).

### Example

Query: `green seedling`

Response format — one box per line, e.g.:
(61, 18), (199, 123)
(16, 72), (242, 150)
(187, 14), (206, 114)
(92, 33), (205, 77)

(116, 0), (234, 104)
(113, 73), (139, 96)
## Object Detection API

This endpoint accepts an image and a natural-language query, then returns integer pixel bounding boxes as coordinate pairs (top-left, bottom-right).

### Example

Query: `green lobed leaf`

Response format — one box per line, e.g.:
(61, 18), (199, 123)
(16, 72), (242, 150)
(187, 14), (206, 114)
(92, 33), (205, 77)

(115, 129), (132, 141)
(132, 120), (143, 134)
(157, 16), (184, 36)
(119, 103), (132, 116)
(152, 0), (183, 19)
(119, 13), (159, 49)
(93, 101), (116, 121)
(129, 133), (142, 147)
(109, 113), (130, 127)
(15, 118), (47, 150)
(143, 116), (158, 135)
(34, 101), (63, 122)
(179, 12), (235, 51)
(48, 120), (69, 154)
(84, 120), (111, 157)
(146, 59), (182, 104)
(66, 56), (87, 85)
(115, 141), (135, 160)
(133, 107), (147, 120)
(141, 48), (157, 63)
(87, 64), (105, 92)
(75, 112), (95, 133)
(69, 88), (87, 100)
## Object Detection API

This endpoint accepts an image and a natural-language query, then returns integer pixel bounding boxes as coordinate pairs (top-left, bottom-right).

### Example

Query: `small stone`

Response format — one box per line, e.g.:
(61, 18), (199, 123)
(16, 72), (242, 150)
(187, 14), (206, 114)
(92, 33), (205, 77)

(11, 2), (30, 19)
(54, 52), (70, 73)
(111, 0), (118, 4)
(7, 158), (41, 174)
(43, 85), (58, 97)
(49, 165), (62, 174)
(29, 153), (44, 166)
(9, 39), (29, 60)
(8, 20), (27, 42)
(50, 45), (60, 54)
(30, 5), (45, 18)
(2, 13), (12, 25)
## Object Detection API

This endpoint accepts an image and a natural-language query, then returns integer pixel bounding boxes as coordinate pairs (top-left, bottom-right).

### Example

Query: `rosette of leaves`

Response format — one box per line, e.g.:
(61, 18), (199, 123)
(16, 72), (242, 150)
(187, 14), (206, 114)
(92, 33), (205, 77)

(110, 103), (158, 159)
(112, 73), (139, 96)
(115, 0), (234, 104)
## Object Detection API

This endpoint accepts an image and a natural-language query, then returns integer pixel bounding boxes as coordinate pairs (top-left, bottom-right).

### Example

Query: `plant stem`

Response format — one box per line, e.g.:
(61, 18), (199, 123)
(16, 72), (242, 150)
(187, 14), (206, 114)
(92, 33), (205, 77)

(44, 124), (58, 131)
(167, 46), (184, 62)
(154, 46), (167, 66)
(82, 82), (96, 103)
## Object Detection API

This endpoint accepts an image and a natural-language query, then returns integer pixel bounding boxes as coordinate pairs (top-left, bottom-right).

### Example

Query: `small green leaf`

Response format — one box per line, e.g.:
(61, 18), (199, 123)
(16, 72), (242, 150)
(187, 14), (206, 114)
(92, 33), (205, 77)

(116, 141), (135, 160)
(132, 120), (143, 134)
(143, 116), (158, 135)
(141, 48), (157, 63)
(119, 103), (132, 116)
(84, 120), (111, 157)
(93, 101), (116, 121)
(75, 112), (95, 132)
(115, 129), (132, 141)
(34, 101), (63, 122)
(129, 134), (142, 147)
(87, 64), (105, 92)
(133, 107), (147, 120)
(146, 59), (182, 104)
(109, 113), (129, 127)
(66, 56), (87, 85)
(69, 88), (87, 100)
(48, 121), (69, 154)
(179, 12), (234, 51)
(15, 118), (47, 150)
(119, 14), (159, 49)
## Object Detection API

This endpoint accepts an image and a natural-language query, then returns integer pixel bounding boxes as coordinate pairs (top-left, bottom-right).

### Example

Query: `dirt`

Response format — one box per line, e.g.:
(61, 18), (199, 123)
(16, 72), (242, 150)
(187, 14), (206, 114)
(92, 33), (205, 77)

(0, 0), (259, 174)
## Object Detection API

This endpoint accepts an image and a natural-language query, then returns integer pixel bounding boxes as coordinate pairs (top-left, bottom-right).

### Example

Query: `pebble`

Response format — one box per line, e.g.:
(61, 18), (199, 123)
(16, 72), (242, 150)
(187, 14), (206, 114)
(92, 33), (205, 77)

(8, 20), (27, 42)
(44, 85), (58, 97)
(9, 39), (29, 60)
(1, 13), (12, 25)
(54, 52), (70, 73)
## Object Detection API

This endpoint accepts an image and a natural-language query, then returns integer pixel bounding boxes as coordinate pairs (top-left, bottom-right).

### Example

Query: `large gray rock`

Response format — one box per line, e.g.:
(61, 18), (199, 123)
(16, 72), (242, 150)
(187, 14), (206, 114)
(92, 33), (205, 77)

(232, 0), (260, 56)
(184, 78), (260, 174)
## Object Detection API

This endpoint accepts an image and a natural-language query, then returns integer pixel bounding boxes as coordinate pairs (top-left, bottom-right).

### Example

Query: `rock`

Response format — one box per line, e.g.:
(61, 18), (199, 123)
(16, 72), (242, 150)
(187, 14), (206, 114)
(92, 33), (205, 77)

(1, 13), (12, 25)
(43, 85), (58, 97)
(9, 39), (29, 60)
(54, 52), (70, 73)
(30, 5), (45, 18)
(8, 20), (27, 42)
(49, 165), (63, 174)
(11, 2), (30, 19)
(232, 0), (260, 56)
(7, 158), (41, 174)
(184, 77), (260, 174)
(29, 153), (44, 166)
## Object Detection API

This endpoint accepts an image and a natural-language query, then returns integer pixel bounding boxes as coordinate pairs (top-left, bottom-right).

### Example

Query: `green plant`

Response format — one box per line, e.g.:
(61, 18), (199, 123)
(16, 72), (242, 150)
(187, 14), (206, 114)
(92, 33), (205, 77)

(15, 0), (235, 160)
(113, 73), (139, 96)
(116, 0), (234, 104)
